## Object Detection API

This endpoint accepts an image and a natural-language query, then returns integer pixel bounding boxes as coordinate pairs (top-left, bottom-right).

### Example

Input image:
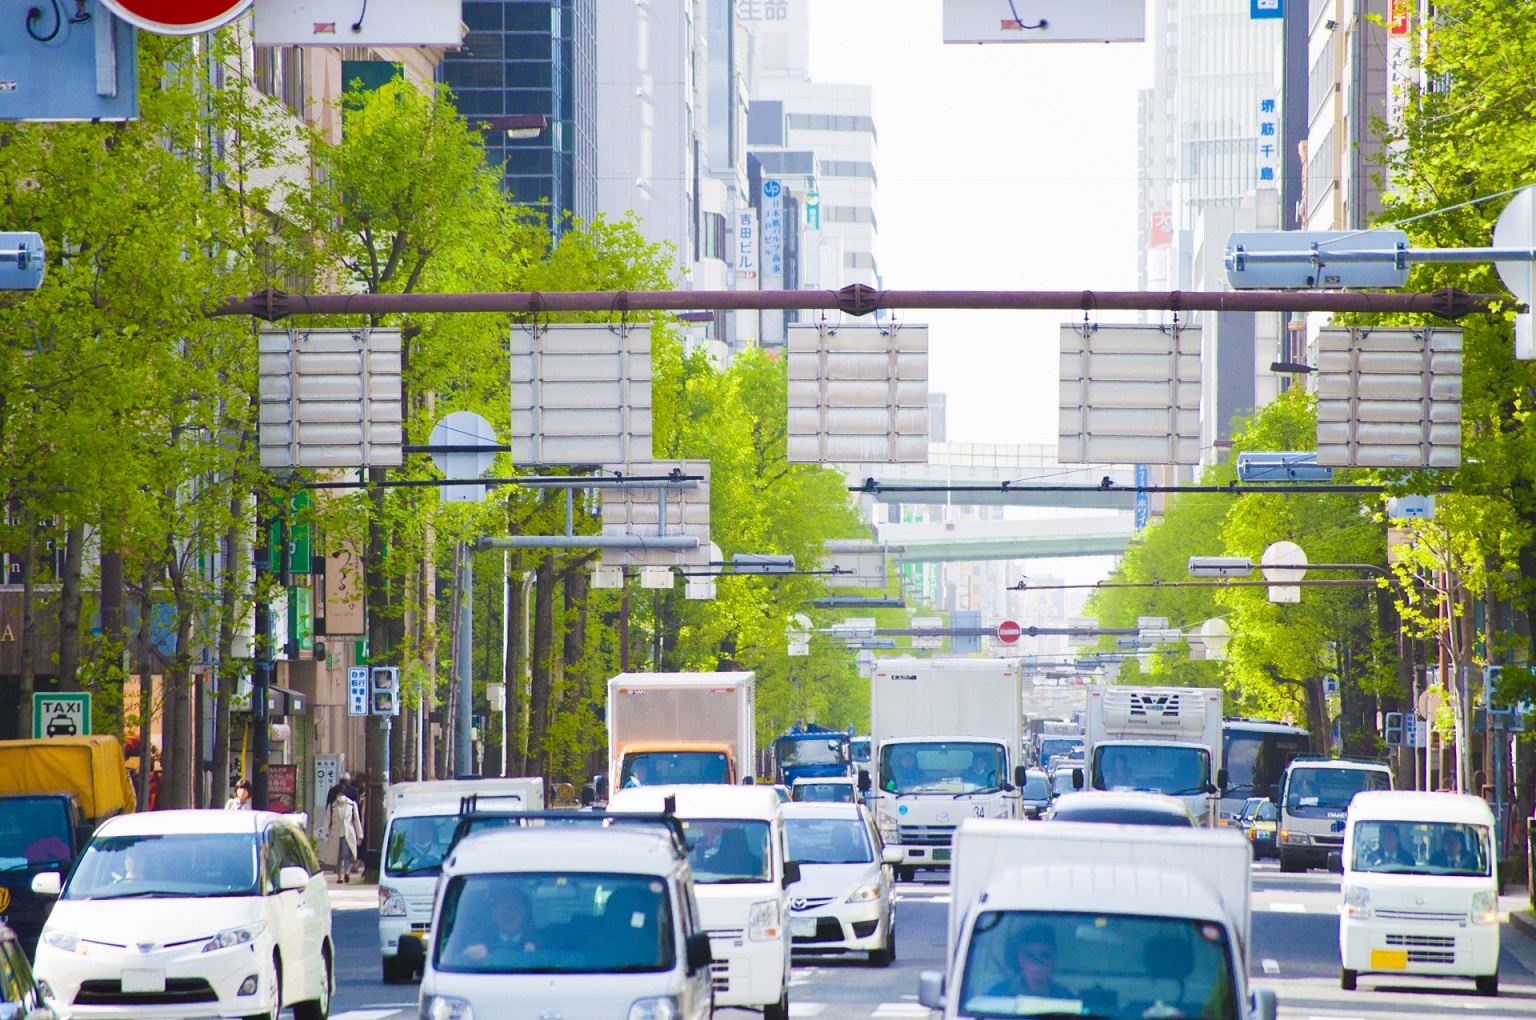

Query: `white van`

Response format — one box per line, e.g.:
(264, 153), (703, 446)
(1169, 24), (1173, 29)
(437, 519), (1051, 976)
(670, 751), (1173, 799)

(1277, 758), (1393, 872)
(1339, 791), (1500, 995)
(419, 823), (714, 1020)
(379, 777), (544, 982)
(608, 785), (794, 1020)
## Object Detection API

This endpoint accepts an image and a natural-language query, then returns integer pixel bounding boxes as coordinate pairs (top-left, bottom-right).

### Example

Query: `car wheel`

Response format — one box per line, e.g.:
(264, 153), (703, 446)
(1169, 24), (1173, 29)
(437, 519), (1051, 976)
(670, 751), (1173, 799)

(868, 922), (895, 967)
(1278, 852), (1304, 874)
(1476, 972), (1499, 996)
(1339, 969), (1357, 991)
(382, 955), (410, 984)
(244, 960), (280, 1020)
(763, 988), (789, 1020)
(293, 945), (332, 1020)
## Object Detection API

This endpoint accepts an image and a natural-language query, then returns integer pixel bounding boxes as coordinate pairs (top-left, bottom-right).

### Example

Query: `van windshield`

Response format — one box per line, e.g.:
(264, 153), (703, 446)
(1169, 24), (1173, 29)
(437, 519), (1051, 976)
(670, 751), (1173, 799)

(776, 737), (846, 766)
(958, 910), (1238, 1019)
(1351, 820), (1493, 877)
(621, 752), (731, 787)
(1286, 767), (1391, 815)
(679, 819), (772, 883)
(1093, 745), (1210, 797)
(64, 834), (259, 900)
(434, 872), (675, 974)
(0, 796), (73, 871)
(386, 813), (458, 877)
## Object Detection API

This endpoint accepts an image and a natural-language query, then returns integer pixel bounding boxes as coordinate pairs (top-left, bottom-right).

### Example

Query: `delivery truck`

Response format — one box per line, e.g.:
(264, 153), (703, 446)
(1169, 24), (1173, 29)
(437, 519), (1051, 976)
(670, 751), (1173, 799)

(608, 672), (756, 795)
(919, 818), (1276, 1020)
(0, 735), (136, 954)
(1080, 685), (1225, 825)
(865, 658), (1025, 880)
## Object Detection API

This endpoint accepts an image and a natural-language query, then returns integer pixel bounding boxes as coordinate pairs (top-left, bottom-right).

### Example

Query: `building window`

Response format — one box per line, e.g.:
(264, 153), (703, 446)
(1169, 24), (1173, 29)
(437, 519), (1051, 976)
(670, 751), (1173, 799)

(824, 205), (878, 230)
(819, 160), (878, 184)
(701, 212), (727, 260)
(786, 112), (877, 141)
(844, 251), (879, 271)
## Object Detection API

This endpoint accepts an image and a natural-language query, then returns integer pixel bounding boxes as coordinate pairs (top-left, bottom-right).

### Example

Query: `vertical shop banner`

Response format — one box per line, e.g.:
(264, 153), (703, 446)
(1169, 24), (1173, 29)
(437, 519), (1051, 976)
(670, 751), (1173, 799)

(268, 764), (298, 813)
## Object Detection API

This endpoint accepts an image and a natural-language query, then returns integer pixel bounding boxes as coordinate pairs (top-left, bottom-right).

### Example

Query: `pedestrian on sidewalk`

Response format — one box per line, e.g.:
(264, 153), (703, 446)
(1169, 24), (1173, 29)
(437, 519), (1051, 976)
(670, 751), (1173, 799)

(317, 781), (364, 883)
(224, 779), (252, 810)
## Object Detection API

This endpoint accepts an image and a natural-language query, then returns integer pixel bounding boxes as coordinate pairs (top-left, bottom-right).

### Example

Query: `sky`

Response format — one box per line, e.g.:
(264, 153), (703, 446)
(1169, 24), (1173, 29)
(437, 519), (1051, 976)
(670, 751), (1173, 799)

(805, 0), (1151, 447)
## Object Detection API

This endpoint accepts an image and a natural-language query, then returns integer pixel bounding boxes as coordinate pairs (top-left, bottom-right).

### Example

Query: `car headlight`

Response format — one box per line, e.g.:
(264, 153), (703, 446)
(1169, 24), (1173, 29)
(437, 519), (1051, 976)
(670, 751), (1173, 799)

(380, 886), (408, 917)
(203, 922), (267, 953)
(422, 996), (475, 1020)
(748, 899), (781, 941)
(878, 814), (898, 840)
(42, 930), (84, 954)
(36, 979), (54, 1002)
(847, 883), (882, 903)
(628, 996), (680, 1020)
(1344, 886), (1370, 919)
(1472, 890), (1498, 924)
(1280, 830), (1308, 846)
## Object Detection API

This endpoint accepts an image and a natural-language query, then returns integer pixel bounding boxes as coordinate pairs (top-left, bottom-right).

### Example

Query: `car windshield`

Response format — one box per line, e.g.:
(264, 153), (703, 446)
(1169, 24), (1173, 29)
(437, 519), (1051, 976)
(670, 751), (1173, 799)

(64, 833), (258, 899)
(879, 742), (1007, 795)
(1286, 767), (1391, 813)
(958, 910), (1238, 1019)
(1021, 773), (1051, 799)
(1093, 745), (1211, 797)
(1038, 738), (1082, 762)
(1351, 820), (1493, 876)
(386, 813), (459, 877)
(434, 872), (675, 974)
(793, 783), (854, 803)
(786, 817), (873, 864)
(0, 796), (73, 871)
(1223, 728), (1307, 799)
(679, 819), (772, 883)
(621, 752), (730, 787)
(1050, 770), (1078, 796)
(851, 738), (871, 763)
(777, 736), (846, 766)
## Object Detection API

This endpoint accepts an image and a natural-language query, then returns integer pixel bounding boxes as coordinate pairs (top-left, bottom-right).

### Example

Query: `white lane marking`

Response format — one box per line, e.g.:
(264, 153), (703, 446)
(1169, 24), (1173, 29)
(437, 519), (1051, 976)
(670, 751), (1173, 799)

(1267, 902), (1306, 913)
(790, 1004), (827, 1017)
(1261, 958), (1280, 974)
(790, 977), (813, 987)
(1306, 1016), (1363, 1020)
(872, 1005), (931, 1017)
(894, 894), (950, 904)
(901, 995), (920, 1001)
(331, 1011), (405, 1020)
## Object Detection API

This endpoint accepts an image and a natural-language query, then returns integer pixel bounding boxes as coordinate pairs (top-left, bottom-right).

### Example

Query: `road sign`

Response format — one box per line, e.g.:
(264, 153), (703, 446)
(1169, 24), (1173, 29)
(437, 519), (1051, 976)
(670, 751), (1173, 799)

(996, 620), (1022, 644)
(258, 328), (403, 469)
(0, 234), (45, 292)
(347, 667), (370, 717)
(430, 410), (497, 503)
(1494, 186), (1536, 358)
(255, 0), (464, 46)
(942, 0), (1144, 42)
(511, 323), (652, 466)
(787, 323), (929, 463)
(1323, 676), (1339, 695)
(1417, 687), (1445, 719)
(33, 693), (91, 739)
(1060, 324), (1201, 465)
(1312, 328), (1462, 468)
(99, 0), (252, 34)
(312, 754), (343, 827)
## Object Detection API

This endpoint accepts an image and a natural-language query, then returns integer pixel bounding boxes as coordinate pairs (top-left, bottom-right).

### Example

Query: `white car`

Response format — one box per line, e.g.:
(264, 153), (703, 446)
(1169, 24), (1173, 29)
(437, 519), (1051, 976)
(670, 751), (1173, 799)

(789, 779), (857, 804)
(419, 820), (714, 1020)
(782, 802), (898, 965)
(30, 809), (332, 1020)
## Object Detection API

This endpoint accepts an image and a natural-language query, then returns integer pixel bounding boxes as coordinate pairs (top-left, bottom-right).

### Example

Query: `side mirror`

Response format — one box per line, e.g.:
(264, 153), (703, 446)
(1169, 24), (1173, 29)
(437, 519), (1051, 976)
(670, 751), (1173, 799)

(595, 775), (610, 802)
(1013, 765), (1027, 788)
(685, 931), (714, 973)
(918, 970), (947, 1010)
(782, 861), (802, 887)
(741, 776), (756, 786)
(1216, 767), (1229, 791)
(857, 770), (872, 793)
(1071, 768), (1084, 791)
(1249, 987), (1277, 1020)
(1326, 851), (1344, 874)
(882, 845), (904, 865)
(30, 871), (62, 897)
(278, 865), (310, 892)
(581, 783), (596, 807)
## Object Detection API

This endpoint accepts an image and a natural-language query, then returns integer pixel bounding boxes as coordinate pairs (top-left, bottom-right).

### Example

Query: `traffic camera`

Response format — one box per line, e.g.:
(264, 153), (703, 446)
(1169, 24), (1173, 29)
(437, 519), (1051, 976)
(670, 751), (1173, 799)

(370, 666), (400, 716)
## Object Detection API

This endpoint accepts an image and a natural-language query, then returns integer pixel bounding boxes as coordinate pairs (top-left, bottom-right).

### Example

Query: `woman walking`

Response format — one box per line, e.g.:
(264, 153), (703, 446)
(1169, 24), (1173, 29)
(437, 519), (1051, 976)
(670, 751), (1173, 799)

(318, 781), (364, 883)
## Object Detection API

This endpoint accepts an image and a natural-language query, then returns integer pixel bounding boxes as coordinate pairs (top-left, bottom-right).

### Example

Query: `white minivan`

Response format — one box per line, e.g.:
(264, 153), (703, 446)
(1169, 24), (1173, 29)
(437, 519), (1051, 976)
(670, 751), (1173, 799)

(607, 785), (794, 1020)
(419, 823), (714, 1020)
(1339, 791), (1500, 996)
(31, 809), (332, 1020)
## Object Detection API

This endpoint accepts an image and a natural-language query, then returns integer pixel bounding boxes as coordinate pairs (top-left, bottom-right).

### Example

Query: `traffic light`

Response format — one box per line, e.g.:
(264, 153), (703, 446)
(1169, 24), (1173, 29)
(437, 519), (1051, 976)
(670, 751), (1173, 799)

(370, 666), (400, 716)
(1383, 711), (1404, 747)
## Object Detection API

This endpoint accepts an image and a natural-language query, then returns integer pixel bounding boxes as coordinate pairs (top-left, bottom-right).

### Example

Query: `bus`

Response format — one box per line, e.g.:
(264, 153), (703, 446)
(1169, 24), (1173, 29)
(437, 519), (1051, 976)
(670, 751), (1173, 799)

(1220, 719), (1309, 825)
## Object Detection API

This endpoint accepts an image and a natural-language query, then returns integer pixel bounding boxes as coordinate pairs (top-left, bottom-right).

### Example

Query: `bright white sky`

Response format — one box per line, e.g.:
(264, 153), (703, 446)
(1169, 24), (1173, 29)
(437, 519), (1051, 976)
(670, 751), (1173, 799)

(807, 0), (1150, 446)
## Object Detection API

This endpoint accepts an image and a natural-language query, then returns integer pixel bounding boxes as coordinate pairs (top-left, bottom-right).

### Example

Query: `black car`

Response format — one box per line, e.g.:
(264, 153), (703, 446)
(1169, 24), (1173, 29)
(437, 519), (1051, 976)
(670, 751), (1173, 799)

(1020, 768), (1051, 818)
(0, 920), (54, 1019)
(1043, 791), (1198, 827)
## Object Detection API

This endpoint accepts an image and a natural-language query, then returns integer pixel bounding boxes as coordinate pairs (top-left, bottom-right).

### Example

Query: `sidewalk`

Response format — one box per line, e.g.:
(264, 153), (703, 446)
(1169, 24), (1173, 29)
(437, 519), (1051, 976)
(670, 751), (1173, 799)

(325, 870), (378, 911)
(1513, 909), (1536, 940)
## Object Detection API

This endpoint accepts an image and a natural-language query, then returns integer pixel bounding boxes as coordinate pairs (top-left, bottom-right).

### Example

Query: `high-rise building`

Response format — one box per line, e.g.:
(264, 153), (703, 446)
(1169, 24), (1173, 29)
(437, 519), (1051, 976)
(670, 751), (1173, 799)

(443, 1), (598, 228)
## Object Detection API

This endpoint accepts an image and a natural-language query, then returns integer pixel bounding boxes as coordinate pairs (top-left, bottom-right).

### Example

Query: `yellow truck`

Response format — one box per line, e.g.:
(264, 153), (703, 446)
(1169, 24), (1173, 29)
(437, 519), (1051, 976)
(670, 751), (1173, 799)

(0, 735), (135, 953)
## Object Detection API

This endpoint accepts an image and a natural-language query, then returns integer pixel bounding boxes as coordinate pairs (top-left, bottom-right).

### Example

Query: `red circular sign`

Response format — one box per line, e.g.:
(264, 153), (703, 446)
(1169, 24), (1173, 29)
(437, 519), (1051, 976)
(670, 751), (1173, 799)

(98, 0), (253, 35)
(995, 620), (1022, 644)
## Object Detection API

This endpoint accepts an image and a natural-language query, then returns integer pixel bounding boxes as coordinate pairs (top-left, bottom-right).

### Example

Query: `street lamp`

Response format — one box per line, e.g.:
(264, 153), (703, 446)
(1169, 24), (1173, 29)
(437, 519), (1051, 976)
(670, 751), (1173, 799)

(1187, 556), (1255, 578)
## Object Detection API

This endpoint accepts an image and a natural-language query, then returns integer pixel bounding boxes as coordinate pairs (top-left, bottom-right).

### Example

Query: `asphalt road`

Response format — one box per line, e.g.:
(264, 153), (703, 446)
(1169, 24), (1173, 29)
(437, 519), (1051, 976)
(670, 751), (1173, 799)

(321, 865), (1536, 1020)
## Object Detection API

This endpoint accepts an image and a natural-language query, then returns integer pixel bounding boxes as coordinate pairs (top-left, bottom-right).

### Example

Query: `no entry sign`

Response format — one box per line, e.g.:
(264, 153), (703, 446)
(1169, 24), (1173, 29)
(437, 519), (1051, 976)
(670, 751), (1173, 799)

(996, 620), (1022, 644)
(99, 0), (253, 35)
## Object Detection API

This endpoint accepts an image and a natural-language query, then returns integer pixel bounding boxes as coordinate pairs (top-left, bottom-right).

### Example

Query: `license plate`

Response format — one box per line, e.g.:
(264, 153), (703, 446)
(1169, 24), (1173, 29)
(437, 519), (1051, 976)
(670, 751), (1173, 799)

(1370, 949), (1408, 970)
(934, 848), (951, 862)
(121, 968), (166, 993)
(790, 918), (817, 937)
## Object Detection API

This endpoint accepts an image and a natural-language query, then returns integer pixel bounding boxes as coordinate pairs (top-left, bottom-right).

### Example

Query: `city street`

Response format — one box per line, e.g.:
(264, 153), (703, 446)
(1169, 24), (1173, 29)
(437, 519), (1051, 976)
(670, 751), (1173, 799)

(322, 865), (1536, 1020)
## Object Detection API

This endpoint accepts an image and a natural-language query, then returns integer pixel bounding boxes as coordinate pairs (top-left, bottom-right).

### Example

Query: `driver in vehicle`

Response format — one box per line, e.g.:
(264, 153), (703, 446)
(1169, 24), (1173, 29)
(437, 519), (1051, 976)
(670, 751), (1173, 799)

(456, 888), (542, 963)
(1428, 829), (1478, 871)
(987, 925), (1073, 1001)
(397, 818), (442, 871)
(1366, 824), (1415, 868)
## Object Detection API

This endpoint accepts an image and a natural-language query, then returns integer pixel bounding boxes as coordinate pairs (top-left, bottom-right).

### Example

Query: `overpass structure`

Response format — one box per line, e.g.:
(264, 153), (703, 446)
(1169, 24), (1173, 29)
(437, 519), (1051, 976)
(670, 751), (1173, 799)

(847, 443), (1144, 510)
(874, 514), (1136, 562)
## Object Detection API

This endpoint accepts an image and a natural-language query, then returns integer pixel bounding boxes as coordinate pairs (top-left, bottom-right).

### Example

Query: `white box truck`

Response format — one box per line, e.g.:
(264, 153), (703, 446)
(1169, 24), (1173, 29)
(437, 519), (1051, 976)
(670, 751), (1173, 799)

(608, 672), (757, 794)
(919, 819), (1276, 1020)
(1080, 685), (1225, 825)
(866, 658), (1026, 879)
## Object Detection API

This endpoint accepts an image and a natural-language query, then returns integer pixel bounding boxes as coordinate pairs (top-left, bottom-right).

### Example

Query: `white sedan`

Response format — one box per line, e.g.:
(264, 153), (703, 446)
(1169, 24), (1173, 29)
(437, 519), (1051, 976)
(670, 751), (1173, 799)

(783, 802), (900, 966)
(31, 809), (332, 1020)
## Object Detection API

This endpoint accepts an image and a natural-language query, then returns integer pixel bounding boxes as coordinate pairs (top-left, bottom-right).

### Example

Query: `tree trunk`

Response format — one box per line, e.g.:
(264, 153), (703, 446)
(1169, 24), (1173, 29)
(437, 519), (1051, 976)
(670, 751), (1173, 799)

(529, 557), (556, 778)
(16, 510), (37, 738)
(56, 523), (85, 690)
(212, 514), (241, 809)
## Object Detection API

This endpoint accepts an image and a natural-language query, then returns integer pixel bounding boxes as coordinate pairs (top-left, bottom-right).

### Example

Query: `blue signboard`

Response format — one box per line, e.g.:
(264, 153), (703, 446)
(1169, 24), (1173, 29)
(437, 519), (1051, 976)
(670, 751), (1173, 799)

(1251, 0), (1282, 18)
(347, 667), (370, 717)
(0, 8), (139, 122)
